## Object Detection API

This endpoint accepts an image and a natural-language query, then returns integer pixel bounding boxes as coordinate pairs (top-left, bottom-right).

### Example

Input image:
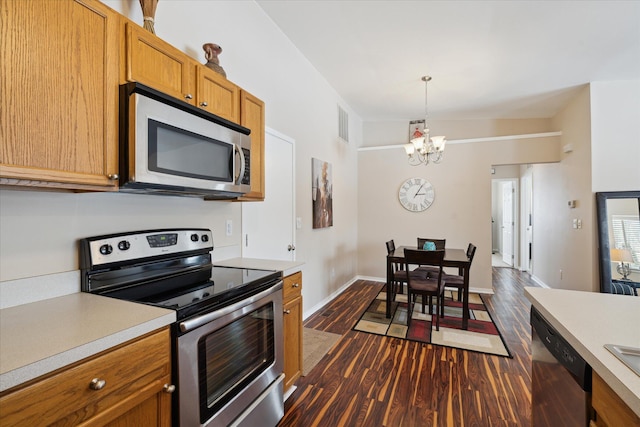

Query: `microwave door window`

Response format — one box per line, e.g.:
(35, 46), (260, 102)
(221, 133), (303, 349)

(148, 119), (233, 182)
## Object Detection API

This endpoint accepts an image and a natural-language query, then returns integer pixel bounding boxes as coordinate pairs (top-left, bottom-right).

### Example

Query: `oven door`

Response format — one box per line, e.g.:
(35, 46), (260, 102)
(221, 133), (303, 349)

(176, 281), (284, 427)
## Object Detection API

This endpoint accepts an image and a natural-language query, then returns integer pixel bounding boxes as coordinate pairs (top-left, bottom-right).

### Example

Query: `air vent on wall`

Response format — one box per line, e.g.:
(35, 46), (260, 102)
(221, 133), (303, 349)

(338, 105), (349, 143)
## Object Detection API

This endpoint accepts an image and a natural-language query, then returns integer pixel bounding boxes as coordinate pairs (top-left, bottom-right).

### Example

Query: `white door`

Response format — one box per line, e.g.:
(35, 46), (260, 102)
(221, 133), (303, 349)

(521, 172), (533, 272)
(242, 128), (295, 260)
(502, 181), (514, 266)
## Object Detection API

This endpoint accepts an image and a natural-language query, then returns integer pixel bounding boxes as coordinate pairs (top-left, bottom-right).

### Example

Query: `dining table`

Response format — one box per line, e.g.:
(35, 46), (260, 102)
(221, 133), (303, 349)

(386, 246), (472, 329)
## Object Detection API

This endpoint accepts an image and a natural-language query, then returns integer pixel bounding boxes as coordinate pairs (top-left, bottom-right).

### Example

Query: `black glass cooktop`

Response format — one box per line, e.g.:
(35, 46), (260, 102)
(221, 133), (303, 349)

(101, 266), (281, 320)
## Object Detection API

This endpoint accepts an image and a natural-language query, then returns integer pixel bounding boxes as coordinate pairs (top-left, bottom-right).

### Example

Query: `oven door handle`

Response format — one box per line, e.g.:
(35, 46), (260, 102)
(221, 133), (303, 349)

(179, 280), (283, 333)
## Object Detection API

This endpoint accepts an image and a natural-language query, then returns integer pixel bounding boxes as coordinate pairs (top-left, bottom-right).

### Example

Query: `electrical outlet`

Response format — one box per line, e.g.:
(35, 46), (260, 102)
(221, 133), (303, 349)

(560, 269), (563, 280)
(225, 219), (232, 236)
(296, 217), (302, 229)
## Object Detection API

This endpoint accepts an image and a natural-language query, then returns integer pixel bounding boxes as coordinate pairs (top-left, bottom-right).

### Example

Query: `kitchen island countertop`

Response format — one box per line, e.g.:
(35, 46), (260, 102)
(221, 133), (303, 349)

(525, 287), (640, 417)
(0, 293), (175, 393)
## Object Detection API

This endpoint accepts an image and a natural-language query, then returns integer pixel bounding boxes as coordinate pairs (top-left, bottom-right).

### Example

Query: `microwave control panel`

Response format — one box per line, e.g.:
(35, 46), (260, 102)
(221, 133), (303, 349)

(241, 148), (251, 185)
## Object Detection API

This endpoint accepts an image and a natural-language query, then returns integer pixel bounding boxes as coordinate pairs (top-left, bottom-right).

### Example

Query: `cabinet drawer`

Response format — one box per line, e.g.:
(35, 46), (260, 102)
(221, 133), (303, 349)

(0, 328), (171, 426)
(283, 271), (302, 302)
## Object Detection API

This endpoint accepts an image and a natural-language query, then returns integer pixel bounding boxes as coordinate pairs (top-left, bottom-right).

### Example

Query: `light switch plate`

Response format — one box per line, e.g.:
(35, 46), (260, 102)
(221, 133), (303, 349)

(226, 219), (232, 236)
(296, 217), (302, 229)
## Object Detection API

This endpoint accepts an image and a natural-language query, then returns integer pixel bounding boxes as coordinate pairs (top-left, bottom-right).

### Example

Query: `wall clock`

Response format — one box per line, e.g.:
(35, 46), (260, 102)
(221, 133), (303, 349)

(398, 177), (435, 212)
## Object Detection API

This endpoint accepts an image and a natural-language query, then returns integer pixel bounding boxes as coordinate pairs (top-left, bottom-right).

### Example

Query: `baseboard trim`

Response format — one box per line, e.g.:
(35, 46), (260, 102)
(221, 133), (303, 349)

(302, 276), (359, 320)
(530, 274), (550, 288)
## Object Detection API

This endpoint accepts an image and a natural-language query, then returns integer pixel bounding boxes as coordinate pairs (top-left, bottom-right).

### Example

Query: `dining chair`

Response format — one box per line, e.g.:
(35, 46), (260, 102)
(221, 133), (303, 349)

(403, 248), (445, 330)
(386, 240), (408, 297)
(442, 243), (477, 301)
(417, 238), (446, 250)
(414, 238), (446, 275)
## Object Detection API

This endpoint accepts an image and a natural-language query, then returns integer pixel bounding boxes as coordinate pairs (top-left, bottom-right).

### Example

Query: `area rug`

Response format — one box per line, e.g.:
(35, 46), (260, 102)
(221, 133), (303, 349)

(352, 289), (512, 357)
(302, 327), (342, 376)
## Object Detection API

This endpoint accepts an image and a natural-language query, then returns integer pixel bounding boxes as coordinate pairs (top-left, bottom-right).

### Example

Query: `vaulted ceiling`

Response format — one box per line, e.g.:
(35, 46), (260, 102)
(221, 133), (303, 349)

(256, 1), (640, 121)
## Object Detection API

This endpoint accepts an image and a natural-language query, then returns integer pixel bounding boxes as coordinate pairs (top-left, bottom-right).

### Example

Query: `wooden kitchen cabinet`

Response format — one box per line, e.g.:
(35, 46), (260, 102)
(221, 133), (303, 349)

(237, 90), (266, 201)
(283, 271), (303, 392)
(125, 22), (195, 106)
(125, 22), (240, 123)
(0, 0), (120, 191)
(590, 371), (640, 427)
(196, 66), (240, 123)
(0, 328), (173, 426)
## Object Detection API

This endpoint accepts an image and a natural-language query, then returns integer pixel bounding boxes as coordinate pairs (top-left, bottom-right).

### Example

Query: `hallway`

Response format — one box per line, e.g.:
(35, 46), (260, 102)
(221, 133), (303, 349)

(492, 252), (512, 268)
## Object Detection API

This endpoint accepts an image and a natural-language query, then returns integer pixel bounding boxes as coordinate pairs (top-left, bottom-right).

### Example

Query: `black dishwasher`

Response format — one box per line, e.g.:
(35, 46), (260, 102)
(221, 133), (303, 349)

(531, 306), (592, 426)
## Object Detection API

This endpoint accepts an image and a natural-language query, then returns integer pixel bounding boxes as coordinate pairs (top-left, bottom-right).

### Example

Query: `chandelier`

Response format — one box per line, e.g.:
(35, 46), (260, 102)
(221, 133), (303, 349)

(404, 76), (446, 166)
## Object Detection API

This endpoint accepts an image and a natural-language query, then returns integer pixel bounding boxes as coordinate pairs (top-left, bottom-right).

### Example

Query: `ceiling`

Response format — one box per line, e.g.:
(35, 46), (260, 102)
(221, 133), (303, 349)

(256, 1), (640, 121)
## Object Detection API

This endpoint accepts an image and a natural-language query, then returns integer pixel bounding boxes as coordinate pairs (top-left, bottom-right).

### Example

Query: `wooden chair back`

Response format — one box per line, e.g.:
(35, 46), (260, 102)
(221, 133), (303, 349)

(417, 238), (446, 250)
(386, 239), (396, 255)
(404, 248), (445, 281)
(466, 243), (477, 263)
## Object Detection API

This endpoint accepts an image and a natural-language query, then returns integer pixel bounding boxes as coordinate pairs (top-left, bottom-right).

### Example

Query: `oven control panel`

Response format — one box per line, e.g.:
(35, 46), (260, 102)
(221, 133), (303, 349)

(81, 228), (213, 267)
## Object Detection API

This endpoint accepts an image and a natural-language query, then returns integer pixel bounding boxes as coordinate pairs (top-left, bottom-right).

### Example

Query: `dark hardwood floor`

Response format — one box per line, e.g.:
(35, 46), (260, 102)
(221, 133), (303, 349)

(279, 267), (535, 427)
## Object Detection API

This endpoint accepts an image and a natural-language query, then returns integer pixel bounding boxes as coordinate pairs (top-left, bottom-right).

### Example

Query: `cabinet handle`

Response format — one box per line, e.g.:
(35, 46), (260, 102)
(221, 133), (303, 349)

(185, 94), (193, 100)
(292, 283), (300, 288)
(200, 101), (208, 107)
(107, 174), (119, 181)
(284, 309), (291, 314)
(163, 384), (176, 393)
(89, 378), (106, 390)
(288, 244), (296, 252)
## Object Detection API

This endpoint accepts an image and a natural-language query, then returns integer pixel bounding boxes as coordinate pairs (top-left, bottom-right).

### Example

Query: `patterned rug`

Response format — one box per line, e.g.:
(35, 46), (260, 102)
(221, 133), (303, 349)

(353, 288), (512, 357)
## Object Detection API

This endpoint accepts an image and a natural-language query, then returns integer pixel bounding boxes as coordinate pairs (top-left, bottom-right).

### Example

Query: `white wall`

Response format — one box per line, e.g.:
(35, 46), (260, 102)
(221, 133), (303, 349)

(0, 1), (361, 316)
(532, 85), (595, 291)
(590, 80), (640, 192)
(0, 190), (241, 281)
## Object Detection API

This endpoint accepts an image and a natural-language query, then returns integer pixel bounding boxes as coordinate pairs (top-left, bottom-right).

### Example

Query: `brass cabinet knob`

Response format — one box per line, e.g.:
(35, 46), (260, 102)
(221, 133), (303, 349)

(292, 283), (300, 288)
(163, 384), (176, 393)
(200, 101), (208, 107)
(89, 378), (106, 390)
(185, 94), (193, 100)
(107, 174), (119, 181)
(284, 309), (291, 314)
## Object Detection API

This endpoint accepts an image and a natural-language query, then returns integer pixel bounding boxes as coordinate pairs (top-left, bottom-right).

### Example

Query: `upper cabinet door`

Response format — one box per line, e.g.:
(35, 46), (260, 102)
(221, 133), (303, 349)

(238, 90), (265, 201)
(0, 0), (120, 190)
(196, 67), (240, 123)
(125, 22), (196, 106)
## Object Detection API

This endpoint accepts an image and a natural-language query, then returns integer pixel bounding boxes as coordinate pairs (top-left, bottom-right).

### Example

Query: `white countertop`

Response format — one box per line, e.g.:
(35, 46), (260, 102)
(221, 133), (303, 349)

(214, 257), (304, 277)
(0, 293), (175, 393)
(525, 287), (640, 417)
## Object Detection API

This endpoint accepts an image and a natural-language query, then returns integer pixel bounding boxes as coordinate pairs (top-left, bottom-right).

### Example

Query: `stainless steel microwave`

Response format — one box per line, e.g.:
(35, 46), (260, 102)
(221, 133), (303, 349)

(119, 83), (251, 199)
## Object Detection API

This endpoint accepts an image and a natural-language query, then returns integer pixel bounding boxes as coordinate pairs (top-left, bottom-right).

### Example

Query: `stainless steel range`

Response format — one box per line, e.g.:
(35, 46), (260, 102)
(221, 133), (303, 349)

(80, 228), (285, 427)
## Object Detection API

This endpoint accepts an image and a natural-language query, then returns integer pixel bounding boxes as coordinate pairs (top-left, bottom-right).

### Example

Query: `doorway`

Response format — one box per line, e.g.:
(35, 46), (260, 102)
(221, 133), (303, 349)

(491, 175), (519, 268)
(242, 128), (296, 260)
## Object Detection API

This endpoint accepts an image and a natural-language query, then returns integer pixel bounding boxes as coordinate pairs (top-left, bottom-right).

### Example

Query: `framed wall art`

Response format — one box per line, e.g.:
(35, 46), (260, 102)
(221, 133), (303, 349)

(409, 119), (426, 141)
(312, 158), (333, 229)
